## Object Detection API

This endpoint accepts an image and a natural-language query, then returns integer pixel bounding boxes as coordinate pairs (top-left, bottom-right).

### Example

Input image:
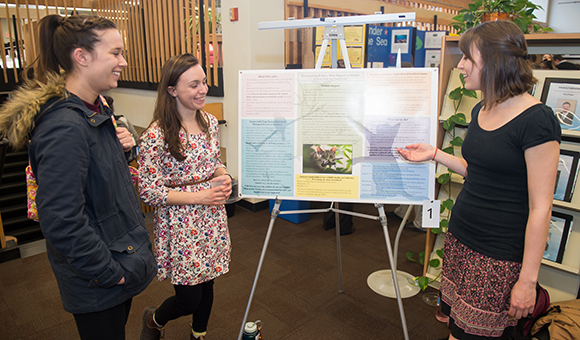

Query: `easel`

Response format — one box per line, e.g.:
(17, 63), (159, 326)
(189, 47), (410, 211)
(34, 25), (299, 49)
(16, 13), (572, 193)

(239, 13), (418, 340)
(239, 199), (419, 340)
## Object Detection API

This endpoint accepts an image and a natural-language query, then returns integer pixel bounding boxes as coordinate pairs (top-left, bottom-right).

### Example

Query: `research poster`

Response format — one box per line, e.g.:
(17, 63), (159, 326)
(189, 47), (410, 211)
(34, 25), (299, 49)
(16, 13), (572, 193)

(238, 68), (438, 204)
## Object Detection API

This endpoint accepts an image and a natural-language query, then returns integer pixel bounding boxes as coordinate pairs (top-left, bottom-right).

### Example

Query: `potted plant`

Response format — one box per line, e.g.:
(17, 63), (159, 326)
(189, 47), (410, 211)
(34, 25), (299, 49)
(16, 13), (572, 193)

(406, 73), (477, 291)
(451, 0), (551, 34)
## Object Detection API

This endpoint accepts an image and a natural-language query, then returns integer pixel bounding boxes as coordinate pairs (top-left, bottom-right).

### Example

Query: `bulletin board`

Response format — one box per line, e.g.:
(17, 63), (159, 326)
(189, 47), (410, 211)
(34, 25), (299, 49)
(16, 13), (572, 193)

(238, 67), (439, 205)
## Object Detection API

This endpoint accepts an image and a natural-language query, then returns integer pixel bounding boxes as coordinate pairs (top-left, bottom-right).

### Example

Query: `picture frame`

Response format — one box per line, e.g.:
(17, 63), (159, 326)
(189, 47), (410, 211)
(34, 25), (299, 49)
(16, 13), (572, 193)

(554, 149), (580, 202)
(540, 78), (580, 131)
(543, 211), (573, 263)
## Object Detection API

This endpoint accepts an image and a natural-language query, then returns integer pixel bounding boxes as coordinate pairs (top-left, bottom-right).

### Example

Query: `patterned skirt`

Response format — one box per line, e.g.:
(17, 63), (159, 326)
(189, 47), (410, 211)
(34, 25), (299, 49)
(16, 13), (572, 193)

(440, 232), (521, 339)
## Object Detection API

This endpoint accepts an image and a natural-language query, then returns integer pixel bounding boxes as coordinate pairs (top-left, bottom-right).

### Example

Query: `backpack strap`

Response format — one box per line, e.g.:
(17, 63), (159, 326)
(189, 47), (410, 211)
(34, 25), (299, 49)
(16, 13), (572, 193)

(34, 96), (66, 123)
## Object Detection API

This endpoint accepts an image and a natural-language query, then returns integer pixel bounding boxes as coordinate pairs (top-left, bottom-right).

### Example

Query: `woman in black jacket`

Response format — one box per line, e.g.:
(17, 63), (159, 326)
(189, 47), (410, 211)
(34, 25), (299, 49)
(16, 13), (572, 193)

(0, 14), (157, 340)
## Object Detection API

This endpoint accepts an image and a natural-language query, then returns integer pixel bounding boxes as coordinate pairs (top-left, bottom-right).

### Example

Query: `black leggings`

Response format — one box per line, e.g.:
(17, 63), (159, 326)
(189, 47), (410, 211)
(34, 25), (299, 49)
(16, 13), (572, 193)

(154, 280), (214, 333)
(73, 298), (132, 340)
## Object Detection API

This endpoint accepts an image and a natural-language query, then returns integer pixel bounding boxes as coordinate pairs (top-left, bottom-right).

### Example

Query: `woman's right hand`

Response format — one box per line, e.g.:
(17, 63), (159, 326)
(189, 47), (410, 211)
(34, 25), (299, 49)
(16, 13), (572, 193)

(397, 143), (436, 162)
(195, 186), (228, 205)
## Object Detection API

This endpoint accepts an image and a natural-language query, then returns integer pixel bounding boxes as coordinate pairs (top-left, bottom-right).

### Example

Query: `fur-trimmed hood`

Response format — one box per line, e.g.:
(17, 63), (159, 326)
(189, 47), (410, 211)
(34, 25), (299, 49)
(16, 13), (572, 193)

(0, 72), (67, 150)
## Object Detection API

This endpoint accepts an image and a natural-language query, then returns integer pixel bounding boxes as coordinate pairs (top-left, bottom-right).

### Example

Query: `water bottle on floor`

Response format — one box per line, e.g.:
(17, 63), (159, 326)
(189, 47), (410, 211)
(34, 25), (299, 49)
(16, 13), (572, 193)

(242, 320), (262, 340)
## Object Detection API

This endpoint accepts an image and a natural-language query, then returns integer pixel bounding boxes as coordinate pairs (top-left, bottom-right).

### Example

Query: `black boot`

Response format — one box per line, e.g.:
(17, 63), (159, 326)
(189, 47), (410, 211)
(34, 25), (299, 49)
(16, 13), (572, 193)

(140, 306), (163, 340)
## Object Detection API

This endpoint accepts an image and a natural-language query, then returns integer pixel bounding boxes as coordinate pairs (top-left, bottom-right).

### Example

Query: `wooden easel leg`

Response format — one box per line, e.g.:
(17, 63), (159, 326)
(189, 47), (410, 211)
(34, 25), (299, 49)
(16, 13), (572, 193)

(0, 212), (20, 262)
(0, 212), (5, 249)
(423, 230), (437, 277)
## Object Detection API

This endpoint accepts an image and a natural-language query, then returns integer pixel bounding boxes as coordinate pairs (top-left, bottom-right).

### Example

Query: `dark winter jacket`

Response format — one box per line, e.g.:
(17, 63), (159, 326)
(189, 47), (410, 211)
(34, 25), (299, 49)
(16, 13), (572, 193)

(0, 73), (156, 313)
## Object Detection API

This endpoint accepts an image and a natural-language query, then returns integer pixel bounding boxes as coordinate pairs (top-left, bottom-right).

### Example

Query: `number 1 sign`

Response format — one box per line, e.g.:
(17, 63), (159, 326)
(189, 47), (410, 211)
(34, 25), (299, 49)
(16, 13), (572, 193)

(422, 199), (440, 228)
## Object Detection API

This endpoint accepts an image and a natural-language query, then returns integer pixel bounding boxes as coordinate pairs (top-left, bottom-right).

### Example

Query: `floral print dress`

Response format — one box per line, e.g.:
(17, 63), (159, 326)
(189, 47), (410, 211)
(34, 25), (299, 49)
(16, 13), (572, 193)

(138, 112), (230, 285)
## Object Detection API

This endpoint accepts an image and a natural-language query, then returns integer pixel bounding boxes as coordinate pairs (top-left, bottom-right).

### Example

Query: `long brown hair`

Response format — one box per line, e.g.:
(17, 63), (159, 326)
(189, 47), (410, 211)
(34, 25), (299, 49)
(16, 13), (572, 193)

(30, 14), (116, 84)
(152, 53), (209, 162)
(459, 20), (535, 109)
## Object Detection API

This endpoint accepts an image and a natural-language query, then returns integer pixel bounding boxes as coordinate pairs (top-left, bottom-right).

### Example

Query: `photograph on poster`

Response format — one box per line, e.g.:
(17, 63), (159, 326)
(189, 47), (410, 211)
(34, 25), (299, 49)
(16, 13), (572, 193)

(540, 78), (580, 130)
(554, 149), (580, 202)
(552, 99), (577, 126)
(543, 211), (573, 263)
(394, 34), (407, 43)
(303, 144), (353, 174)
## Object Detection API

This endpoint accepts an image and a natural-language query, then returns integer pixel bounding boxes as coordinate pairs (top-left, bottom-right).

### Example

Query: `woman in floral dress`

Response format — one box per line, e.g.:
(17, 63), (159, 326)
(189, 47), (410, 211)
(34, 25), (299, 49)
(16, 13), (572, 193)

(138, 53), (232, 340)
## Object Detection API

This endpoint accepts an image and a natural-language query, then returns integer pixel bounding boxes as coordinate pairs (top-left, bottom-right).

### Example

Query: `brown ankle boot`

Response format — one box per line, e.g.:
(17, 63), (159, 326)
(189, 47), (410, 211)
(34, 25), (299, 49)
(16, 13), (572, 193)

(140, 306), (163, 340)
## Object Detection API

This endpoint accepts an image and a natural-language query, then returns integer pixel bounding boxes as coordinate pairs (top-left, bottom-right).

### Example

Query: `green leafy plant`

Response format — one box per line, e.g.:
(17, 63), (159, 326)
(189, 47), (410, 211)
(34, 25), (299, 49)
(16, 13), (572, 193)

(406, 73), (476, 291)
(451, 0), (551, 34)
(438, 74), (475, 232)
(406, 249), (444, 290)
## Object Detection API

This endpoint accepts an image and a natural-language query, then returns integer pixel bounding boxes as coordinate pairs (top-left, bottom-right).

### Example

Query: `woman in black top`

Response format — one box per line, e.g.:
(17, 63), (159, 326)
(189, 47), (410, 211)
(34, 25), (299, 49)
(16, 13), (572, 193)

(398, 21), (560, 340)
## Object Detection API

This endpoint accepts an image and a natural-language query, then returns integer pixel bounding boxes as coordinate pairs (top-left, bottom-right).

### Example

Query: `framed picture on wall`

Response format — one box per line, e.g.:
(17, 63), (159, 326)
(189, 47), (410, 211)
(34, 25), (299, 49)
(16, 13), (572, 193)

(554, 149), (580, 202)
(540, 78), (580, 131)
(543, 211), (573, 264)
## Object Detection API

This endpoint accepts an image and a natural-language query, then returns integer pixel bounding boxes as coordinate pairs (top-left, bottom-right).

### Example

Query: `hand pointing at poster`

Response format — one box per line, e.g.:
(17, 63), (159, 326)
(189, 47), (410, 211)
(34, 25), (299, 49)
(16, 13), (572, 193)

(397, 143), (468, 177)
(396, 143), (436, 162)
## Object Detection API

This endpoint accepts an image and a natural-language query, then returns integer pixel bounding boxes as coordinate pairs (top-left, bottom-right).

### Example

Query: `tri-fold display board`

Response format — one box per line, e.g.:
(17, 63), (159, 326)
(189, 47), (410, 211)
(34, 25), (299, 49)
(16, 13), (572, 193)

(366, 26), (446, 68)
(238, 68), (439, 205)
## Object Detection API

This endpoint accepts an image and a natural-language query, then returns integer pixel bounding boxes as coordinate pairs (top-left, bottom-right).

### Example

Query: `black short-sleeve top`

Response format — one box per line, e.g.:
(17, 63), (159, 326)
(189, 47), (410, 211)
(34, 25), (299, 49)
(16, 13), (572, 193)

(449, 102), (561, 262)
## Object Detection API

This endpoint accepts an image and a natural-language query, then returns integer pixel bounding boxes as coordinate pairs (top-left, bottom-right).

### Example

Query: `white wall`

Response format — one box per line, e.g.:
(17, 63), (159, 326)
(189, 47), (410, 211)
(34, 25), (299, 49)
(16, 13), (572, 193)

(107, 0), (284, 178)
(220, 0), (285, 176)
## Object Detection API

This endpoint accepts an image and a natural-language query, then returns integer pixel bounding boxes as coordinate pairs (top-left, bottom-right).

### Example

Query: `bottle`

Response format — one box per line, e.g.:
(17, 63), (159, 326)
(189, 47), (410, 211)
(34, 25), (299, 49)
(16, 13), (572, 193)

(242, 320), (262, 340)
(435, 294), (449, 323)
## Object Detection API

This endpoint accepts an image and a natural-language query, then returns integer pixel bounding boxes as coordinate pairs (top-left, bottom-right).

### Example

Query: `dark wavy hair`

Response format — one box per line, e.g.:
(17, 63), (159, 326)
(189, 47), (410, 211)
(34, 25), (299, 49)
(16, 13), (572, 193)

(459, 20), (536, 109)
(31, 14), (116, 83)
(152, 53), (209, 162)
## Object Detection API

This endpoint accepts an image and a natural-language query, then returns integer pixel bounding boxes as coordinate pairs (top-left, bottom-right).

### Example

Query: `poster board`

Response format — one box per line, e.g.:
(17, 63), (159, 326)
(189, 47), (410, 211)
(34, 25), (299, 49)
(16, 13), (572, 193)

(238, 68), (438, 205)
(366, 25), (416, 68)
(314, 25), (366, 68)
(415, 30), (447, 68)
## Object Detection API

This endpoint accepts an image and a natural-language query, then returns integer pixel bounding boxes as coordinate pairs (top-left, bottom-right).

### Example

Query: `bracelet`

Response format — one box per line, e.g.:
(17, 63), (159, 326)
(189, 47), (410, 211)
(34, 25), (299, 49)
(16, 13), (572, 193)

(432, 148), (438, 161)
(225, 173), (233, 181)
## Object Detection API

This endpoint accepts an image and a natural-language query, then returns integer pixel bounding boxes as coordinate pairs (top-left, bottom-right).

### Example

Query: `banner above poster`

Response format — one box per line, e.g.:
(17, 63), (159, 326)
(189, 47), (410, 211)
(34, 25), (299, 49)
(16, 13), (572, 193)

(238, 68), (439, 204)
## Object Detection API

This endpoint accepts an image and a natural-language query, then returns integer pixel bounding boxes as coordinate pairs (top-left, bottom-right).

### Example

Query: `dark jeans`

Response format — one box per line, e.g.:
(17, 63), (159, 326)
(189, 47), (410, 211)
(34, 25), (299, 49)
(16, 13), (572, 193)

(323, 202), (354, 234)
(73, 298), (132, 340)
(155, 280), (214, 333)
